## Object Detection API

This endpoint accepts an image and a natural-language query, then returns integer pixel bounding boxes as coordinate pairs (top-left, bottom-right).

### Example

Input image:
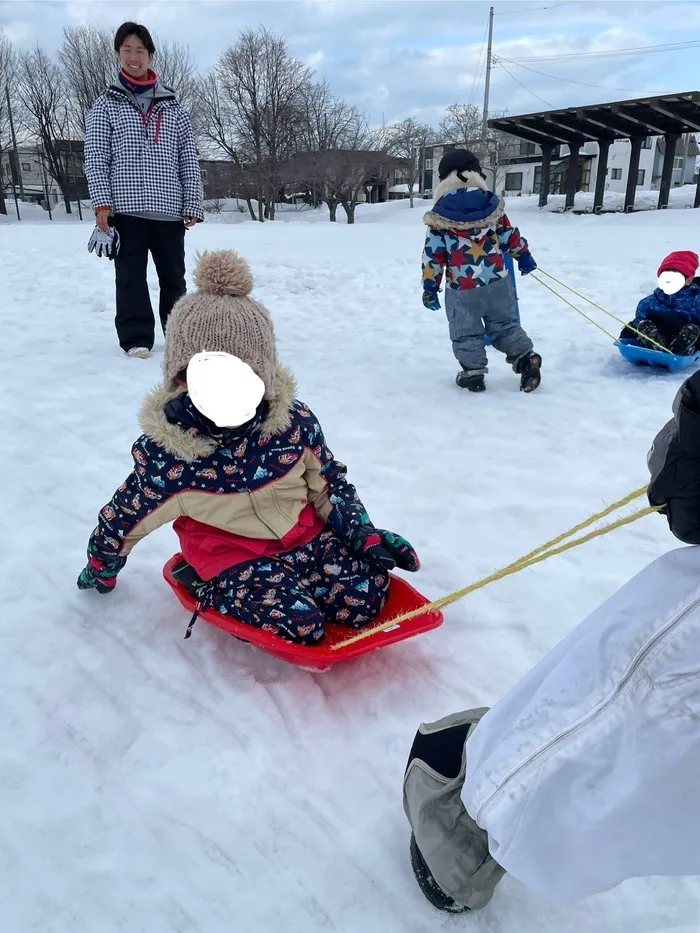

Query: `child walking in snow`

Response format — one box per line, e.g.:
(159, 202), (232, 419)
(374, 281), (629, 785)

(621, 250), (700, 356)
(421, 150), (541, 393)
(77, 250), (419, 645)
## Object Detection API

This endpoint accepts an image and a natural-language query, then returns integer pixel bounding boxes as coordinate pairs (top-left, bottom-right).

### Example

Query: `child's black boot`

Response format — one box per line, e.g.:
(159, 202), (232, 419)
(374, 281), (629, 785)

(410, 834), (470, 914)
(635, 319), (664, 351)
(456, 370), (486, 392)
(669, 323), (700, 357)
(513, 351), (542, 393)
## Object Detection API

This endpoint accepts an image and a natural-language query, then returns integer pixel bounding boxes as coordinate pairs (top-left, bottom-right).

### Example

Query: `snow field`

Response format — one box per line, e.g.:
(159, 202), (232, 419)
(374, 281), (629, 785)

(1, 200), (699, 932)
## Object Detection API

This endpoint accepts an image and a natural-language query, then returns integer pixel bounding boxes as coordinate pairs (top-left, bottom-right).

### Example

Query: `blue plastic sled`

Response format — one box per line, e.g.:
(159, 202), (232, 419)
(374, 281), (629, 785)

(616, 338), (700, 373)
(484, 254), (519, 347)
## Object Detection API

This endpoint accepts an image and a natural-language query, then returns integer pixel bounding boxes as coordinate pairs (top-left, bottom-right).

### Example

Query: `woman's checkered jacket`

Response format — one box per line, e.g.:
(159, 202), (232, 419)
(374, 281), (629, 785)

(84, 82), (204, 222)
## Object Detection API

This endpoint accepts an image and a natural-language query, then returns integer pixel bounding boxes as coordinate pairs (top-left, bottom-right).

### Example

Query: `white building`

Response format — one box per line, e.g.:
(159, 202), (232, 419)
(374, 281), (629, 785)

(423, 134), (698, 200)
(0, 146), (58, 206)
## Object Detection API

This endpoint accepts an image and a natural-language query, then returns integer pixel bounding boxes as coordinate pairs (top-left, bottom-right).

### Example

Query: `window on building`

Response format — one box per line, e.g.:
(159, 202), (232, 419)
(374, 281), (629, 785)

(636, 169), (646, 186)
(201, 168), (208, 177)
(519, 141), (536, 156)
(21, 162), (32, 171)
(611, 168), (623, 180)
(505, 171), (523, 192)
(673, 157), (684, 169)
(641, 138), (652, 149)
(424, 158), (433, 170)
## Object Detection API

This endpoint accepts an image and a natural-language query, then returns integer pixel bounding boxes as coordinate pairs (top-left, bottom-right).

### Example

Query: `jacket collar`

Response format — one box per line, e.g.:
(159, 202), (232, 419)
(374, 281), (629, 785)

(138, 364), (298, 463)
(433, 169), (488, 201)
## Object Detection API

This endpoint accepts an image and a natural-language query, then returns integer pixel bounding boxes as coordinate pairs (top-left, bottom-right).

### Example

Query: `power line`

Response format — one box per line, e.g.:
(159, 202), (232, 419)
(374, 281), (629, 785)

(468, 19), (490, 109)
(494, 2), (575, 14)
(496, 59), (557, 109)
(495, 55), (646, 94)
(507, 39), (700, 64)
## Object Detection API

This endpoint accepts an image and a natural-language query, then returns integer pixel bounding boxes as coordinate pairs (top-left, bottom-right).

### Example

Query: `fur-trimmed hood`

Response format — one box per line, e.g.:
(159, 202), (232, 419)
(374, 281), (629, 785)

(424, 170), (504, 232)
(138, 364), (298, 463)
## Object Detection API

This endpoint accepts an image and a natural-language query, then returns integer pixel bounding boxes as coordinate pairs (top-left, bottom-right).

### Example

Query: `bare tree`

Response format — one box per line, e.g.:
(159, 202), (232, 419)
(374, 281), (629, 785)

(155, 39), (197, 114)
(17, 46), (73, 212)
(0, 32), (16, 214)
(294, 119), (388, 224)
(59, 25), (113, 138)
(484, 128), (521, 193)
(290, 82), (373, 218)
(385, 117), (435, 207)
(297, 80), (359, 151)
(438, 103), (483, 145)
(213, 28), (311, 221)
(196, 71), (258, 220)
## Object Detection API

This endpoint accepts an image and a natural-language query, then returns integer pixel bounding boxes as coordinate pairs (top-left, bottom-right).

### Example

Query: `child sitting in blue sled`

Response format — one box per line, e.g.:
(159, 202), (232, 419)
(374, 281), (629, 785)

(77, 250), (419, 645)
(621, 250), (700, 356)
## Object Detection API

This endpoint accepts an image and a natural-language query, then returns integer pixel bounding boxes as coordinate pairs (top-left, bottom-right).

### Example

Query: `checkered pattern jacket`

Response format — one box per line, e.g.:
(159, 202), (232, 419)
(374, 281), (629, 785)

(84, 85), (204, 221)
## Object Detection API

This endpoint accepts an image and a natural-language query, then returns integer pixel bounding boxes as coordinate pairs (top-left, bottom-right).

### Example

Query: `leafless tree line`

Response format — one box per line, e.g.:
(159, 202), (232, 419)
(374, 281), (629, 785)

(196, 28), (399, 223)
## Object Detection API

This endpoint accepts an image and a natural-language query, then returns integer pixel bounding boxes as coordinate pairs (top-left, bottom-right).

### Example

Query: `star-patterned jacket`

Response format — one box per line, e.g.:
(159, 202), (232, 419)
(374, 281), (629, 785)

(84, 367), (377, 582)
(422, 174), (530, 291)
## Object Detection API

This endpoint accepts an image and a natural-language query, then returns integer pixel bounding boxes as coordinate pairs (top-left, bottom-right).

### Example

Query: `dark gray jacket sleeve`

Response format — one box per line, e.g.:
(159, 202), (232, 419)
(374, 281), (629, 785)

(648, 381), (700, 544)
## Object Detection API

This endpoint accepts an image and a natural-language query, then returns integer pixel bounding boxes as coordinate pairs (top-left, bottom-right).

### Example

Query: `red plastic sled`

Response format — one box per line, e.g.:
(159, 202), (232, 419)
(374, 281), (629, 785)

(163, 554), (443, 671)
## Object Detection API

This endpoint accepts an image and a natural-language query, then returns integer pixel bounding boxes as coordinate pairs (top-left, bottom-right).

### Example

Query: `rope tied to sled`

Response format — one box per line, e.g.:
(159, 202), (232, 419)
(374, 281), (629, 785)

(532, 270), (673, 354)
(331, 486), (661, 650)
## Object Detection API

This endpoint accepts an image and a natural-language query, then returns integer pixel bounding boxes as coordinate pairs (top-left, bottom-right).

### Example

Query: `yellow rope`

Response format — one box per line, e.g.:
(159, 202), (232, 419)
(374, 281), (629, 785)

(530, 273), (619, 343)
(535, 269), (672, 354)
(331, 488), (658, 650)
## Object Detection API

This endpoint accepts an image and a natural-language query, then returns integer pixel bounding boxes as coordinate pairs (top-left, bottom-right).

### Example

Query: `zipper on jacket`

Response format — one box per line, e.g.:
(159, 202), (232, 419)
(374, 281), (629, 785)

(475, 594), (700, 822)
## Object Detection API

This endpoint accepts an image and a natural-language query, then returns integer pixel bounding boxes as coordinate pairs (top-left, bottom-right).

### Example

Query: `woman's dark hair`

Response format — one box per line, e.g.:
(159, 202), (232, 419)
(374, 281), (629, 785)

(114, 22), (156, 55)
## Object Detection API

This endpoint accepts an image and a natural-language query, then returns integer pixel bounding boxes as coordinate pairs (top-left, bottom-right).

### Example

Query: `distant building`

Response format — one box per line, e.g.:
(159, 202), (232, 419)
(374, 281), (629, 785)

(282, 150), (411, 204)
(0, 146), (55, 206)
(422, 134), (698, 200)
(200, 160), (240, 201)
(0, 141), (87, 207)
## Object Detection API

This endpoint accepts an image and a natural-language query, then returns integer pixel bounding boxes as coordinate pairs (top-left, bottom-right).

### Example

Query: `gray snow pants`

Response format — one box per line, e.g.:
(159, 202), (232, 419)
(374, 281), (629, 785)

(445, 275), (533, 375)
(403, 708), (506, 911)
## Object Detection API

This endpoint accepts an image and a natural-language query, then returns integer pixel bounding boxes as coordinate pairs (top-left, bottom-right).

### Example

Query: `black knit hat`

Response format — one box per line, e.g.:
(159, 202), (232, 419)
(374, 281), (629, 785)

(438, 148), (484, 180)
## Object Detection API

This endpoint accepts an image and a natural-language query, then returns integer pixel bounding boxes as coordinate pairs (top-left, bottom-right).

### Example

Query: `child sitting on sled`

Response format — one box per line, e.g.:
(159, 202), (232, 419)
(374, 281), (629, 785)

(421, 149), (542, 393)
(77, 250), (419, 645)
(621, 250), (700, 355)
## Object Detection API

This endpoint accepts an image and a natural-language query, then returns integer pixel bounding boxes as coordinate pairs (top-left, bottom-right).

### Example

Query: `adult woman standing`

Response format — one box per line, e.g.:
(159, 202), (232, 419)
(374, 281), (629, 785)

(85, 22), (204, 359)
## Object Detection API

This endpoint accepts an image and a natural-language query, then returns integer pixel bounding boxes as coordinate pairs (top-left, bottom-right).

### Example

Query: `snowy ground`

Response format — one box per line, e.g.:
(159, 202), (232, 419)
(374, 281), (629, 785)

(1, 200), (700, 933)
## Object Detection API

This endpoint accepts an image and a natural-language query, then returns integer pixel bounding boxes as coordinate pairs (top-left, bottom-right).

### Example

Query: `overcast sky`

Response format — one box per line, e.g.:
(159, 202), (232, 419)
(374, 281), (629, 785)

(2, 0), (699, 125)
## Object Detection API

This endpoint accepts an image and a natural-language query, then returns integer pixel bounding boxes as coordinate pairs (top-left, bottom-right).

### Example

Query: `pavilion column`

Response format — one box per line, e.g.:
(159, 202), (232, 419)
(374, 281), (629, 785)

(624, 136), (643, 212)
(658, 132), (680, 210)
(565, 142), (580, 211)
(593, 139), (610, 213)
(539, 144), (553, 207)
(695, 166), (700, 209)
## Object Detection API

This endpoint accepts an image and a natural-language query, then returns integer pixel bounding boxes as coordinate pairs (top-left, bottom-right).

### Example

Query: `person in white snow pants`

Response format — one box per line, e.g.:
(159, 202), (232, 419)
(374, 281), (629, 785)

(404, 370), (700, 912)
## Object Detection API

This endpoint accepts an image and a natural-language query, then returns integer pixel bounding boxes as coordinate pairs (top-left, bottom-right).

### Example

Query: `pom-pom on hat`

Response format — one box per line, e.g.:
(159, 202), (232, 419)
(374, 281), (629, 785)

(162, 250), (278, 397)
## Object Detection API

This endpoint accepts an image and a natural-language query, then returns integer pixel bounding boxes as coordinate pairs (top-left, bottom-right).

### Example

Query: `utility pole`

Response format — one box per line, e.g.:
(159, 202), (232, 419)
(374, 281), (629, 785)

(6, 84), (24, 199)
(481, 6), (495, 142)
